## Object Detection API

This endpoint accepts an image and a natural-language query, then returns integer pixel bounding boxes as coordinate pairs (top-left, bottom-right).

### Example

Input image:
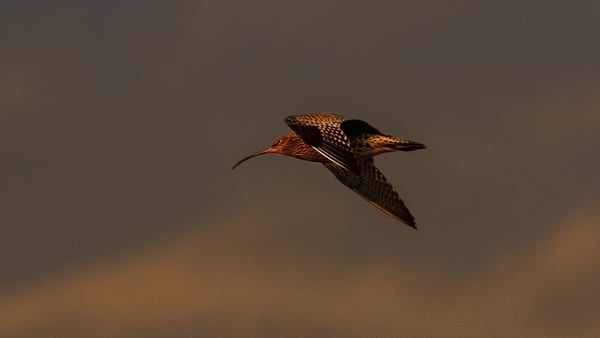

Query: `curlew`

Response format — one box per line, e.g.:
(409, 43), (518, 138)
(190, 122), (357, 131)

(232, 113), (425, 228)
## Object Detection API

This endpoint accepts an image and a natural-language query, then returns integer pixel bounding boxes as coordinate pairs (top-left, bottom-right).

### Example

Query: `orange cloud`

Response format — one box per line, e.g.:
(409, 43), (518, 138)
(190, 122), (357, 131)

(1, 203), (599, 337)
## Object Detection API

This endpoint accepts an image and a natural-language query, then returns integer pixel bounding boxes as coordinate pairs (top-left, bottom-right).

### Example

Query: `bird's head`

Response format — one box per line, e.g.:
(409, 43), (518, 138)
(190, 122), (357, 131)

(231, 133), (303, 169)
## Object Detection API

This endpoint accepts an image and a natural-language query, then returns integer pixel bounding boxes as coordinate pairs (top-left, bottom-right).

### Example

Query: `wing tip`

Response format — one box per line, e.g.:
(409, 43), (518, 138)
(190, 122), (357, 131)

(284, 115), (296, 124)
(399, 215), (418, 229)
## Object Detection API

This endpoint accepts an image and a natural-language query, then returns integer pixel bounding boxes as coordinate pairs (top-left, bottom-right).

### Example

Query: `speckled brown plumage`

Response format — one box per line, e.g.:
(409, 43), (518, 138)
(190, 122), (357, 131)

(232, 112), (425, 228)
(231, 133), (327, 170)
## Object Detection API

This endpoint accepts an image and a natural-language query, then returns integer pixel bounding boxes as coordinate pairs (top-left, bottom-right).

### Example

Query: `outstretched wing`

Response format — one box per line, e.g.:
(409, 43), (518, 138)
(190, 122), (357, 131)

(323, 159), (417, 228)
(285, 113), (359, 173)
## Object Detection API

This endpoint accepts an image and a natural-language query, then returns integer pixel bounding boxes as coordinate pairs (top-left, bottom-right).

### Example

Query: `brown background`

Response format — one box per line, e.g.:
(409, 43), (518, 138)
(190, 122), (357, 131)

(1, 1), (600, 337)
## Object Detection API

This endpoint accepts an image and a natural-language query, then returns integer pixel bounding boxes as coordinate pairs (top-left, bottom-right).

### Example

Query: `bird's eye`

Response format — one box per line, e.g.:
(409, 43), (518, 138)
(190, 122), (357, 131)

(272, 139), (281, 146)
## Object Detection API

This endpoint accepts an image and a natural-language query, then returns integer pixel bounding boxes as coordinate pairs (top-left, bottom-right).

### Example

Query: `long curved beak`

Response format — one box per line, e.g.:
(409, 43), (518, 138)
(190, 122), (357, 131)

(231, 147), (274, 169)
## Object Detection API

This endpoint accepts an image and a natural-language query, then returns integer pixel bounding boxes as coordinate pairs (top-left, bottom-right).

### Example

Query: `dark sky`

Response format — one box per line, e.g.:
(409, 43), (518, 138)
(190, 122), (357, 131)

(1, 1), (600, 337)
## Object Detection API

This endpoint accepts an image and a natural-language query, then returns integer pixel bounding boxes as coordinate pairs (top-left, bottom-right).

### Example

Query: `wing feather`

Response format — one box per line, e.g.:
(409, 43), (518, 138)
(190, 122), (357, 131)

(323, 159), (416, 228)
(285, 113), (359, 173)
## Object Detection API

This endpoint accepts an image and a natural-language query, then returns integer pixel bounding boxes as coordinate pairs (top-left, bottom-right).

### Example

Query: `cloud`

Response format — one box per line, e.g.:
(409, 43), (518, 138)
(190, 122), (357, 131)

(1, 2), (599, 337)
(1, 203), (599, 337)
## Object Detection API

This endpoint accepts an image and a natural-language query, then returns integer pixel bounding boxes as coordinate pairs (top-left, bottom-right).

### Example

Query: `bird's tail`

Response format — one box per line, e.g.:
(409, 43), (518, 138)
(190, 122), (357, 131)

(383, 136), (426, 152)
(355, 135), (425, 157)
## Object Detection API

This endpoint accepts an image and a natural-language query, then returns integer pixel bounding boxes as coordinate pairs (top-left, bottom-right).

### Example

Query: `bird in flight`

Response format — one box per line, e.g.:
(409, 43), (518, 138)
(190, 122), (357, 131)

(232, 113), (425, 228)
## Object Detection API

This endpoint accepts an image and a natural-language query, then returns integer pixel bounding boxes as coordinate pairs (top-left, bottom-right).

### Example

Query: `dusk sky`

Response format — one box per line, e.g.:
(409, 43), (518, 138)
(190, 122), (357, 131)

(2, 1), (600, 336)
